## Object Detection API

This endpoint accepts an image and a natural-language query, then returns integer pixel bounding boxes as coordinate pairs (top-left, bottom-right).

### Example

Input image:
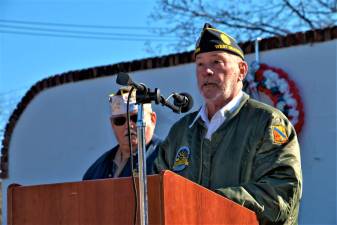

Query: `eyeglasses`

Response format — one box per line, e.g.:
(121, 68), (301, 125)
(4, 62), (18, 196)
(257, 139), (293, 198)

(112, 114), (138, 126)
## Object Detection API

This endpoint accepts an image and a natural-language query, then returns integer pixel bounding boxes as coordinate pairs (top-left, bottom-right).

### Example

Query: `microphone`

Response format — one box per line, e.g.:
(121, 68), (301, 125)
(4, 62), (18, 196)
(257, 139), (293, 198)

(116, 72), (147, 93)
(173, 92), (194, 113)
(116, 72), (192, 113)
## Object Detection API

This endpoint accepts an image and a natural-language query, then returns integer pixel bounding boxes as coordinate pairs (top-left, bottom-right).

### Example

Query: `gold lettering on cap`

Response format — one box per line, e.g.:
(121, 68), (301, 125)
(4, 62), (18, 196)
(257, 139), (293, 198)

(214, 44), (244, 59)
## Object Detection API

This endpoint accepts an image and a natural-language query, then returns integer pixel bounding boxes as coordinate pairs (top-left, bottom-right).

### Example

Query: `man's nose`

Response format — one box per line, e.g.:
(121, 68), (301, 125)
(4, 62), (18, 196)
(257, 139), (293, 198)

(128, 120), (137, 128)
(199, 65), (214, 76)
(205, 67), (214, 76)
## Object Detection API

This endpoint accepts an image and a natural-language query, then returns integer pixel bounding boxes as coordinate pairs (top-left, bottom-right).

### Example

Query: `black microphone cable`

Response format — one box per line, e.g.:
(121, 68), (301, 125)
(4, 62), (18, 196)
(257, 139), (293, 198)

(126, 87), (138, 225)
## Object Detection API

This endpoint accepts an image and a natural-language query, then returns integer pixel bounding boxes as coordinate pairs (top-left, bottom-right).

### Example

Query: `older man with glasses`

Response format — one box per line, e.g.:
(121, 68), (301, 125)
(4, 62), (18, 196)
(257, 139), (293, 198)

(83, 86), (161, 180)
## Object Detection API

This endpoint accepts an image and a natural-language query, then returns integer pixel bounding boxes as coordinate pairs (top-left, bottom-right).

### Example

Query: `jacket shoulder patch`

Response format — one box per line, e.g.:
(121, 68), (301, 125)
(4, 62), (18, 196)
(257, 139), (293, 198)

(272, 125), (288, 144)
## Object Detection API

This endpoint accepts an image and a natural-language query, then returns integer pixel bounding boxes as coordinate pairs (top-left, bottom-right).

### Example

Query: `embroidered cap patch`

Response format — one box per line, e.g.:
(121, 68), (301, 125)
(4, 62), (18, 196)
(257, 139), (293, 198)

(172, 146), (190, 172)
(272, 125), (288, 144)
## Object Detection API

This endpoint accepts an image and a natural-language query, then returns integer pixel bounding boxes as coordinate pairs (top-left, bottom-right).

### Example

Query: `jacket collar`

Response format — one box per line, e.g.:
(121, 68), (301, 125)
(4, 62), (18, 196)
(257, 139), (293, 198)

(189, 91), (249, 128)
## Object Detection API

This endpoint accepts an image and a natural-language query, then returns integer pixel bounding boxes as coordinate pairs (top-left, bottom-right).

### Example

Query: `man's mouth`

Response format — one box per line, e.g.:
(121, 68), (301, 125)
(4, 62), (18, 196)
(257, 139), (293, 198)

(125, 131), (137, 137)
(203, 81), (217, 87)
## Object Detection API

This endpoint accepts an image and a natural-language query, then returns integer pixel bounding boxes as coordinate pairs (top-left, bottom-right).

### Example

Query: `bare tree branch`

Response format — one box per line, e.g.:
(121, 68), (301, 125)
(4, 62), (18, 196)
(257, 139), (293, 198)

(283, 0), (316, 29)
(316, 0), (337, 11)
(147, 0), (337, 53)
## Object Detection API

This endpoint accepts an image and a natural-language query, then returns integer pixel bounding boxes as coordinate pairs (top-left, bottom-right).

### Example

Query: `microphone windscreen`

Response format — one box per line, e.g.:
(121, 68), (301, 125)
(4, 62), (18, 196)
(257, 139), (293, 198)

(116, 73), (131, 86)
(180, 92), (193, 113)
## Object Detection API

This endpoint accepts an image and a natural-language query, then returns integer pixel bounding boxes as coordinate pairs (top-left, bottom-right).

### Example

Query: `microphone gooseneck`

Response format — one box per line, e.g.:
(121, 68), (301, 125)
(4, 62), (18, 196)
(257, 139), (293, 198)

(116, 72), (193, 113)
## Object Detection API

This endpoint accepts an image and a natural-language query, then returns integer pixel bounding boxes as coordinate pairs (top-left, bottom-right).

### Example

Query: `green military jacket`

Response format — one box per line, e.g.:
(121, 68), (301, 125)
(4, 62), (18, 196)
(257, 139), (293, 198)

(154, 93), (302, 225)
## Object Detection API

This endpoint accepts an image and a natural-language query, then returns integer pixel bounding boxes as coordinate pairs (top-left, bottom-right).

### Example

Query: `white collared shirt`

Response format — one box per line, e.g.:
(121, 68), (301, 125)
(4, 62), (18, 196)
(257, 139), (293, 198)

(189, 91), (244, 140)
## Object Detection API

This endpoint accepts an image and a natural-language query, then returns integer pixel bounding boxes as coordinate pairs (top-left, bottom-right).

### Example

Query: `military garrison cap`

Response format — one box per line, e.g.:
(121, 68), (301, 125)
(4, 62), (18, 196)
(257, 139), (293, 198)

(108, 86), (137, 116)
(108, 86), (152, 116)
(195, 23), (244, 59)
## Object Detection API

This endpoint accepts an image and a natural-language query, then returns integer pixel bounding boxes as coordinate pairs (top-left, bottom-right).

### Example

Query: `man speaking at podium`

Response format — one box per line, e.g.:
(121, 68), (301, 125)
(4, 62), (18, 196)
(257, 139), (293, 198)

(83, 86), (161, 179)
(154, 23), (302, 224)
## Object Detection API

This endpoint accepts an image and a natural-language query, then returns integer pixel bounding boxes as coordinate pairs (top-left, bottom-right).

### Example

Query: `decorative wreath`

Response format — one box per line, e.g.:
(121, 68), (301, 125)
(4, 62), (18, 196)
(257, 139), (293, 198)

(246, 63), (304, 134)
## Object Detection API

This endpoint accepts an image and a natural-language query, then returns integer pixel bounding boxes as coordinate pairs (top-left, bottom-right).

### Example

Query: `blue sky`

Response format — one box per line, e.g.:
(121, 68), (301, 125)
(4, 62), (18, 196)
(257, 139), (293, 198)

(0, 0), (180, 132)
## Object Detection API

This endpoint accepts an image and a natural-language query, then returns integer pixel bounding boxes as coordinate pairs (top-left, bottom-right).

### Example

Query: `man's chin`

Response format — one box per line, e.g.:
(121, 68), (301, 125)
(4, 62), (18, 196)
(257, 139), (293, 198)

(120, 142), (138, 150)
(201, 86), (219, 96)
(202, 92), (219, 101)
(129, 137), (138, 144)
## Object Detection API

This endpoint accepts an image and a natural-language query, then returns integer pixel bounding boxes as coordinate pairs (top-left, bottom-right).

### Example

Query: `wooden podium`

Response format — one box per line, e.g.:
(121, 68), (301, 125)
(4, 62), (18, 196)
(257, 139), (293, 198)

(8, 170), (259, 225)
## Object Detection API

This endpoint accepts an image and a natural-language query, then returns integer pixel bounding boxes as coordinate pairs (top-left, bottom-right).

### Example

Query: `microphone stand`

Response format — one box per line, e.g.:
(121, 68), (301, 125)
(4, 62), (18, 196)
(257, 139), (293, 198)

(116, 72), (192, 225)
(136, 103), (149, 225)
(135, 88), (180, 225)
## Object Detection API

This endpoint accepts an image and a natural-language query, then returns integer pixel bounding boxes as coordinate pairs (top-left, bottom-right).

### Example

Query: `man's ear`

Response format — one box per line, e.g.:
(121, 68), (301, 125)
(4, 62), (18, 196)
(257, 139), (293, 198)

(151, 112), (157, 124)
(238, 61), (248, 81)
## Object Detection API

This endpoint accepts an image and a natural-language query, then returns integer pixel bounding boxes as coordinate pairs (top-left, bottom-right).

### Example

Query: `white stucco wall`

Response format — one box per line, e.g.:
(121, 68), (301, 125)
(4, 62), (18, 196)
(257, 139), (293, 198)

(2, 40), (336, 224)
